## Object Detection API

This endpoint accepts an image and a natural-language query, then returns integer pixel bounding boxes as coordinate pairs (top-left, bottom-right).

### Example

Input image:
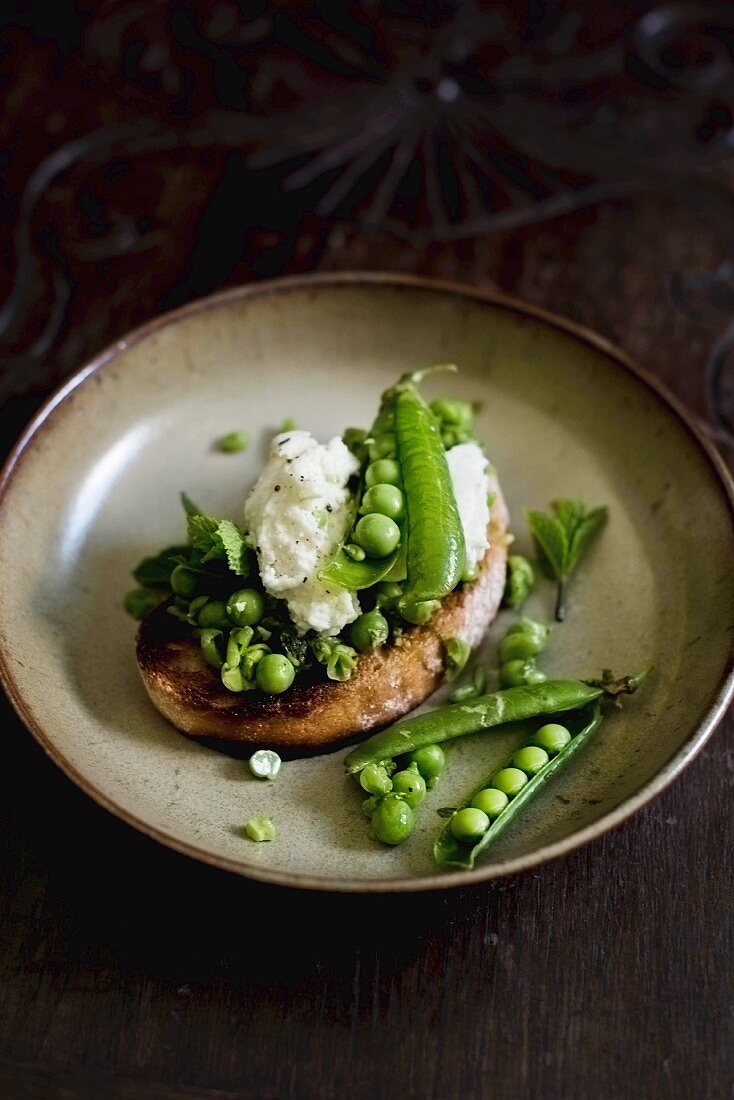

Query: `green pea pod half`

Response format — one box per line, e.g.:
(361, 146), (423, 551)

(319, 492), (400, 591)
(434, 705), (602, 869)
(395, 385), (466, 605)
(344, 671), (643, 775)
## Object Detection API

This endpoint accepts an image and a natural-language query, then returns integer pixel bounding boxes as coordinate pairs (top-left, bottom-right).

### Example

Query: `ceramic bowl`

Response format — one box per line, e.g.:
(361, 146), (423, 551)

(1, 274), (732, 891)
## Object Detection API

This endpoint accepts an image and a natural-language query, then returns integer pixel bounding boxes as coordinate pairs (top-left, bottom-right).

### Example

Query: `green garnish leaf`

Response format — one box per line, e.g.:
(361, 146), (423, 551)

(181, 491), (202, 517)
(525, 499), (608, 621)
(217, 519), (251, 575)
(123, 587), (167, 620)
(132, 545), (187, 588)
(181, 493), (251, 575)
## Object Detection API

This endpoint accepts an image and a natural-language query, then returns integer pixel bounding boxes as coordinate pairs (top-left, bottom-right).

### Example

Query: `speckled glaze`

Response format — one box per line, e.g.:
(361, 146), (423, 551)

(0, 274), (732, 892)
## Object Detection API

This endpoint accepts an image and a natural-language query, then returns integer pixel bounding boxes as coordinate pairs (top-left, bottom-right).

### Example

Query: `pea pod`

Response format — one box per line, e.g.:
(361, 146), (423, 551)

(434, 706), (602, 869)
(395, 384), (465, 604)
(319, 488), (400, 589)
(344, 671), (643, 775)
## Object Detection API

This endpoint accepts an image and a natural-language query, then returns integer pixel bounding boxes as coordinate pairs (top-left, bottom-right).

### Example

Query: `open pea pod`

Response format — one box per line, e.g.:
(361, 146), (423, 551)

(434, 705), (602, 870)
(318, 491), (400, 589)
(319, 546), (400, 590)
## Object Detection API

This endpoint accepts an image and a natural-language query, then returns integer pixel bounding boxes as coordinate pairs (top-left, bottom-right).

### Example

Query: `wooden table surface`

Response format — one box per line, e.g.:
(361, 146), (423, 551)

(1, 8), (733, 1099)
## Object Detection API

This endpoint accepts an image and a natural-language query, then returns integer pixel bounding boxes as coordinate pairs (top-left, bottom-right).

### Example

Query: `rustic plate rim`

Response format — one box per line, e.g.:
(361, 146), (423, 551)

(1, 271), (732, 893)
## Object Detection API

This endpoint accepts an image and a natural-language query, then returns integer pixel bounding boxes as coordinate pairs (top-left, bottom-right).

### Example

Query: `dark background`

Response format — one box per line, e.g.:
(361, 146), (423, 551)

(0, 4), (732, 1098)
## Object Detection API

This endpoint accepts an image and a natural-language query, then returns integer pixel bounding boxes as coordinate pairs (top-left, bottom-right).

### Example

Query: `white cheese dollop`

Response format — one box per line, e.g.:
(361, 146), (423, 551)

(446, 442), (491, 572)
(244, 431), (361, 635)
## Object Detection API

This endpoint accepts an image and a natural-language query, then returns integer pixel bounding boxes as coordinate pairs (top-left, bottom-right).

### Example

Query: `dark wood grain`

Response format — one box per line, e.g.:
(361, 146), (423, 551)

(1, 8), (732, 1100)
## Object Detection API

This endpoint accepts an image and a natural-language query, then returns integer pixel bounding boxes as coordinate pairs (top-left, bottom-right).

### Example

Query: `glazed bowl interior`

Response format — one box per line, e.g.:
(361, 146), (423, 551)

(0, 275), (732, 891)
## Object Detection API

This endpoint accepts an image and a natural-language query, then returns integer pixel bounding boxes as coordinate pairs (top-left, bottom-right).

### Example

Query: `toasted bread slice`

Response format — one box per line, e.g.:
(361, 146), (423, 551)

(136, 489), (508, 751)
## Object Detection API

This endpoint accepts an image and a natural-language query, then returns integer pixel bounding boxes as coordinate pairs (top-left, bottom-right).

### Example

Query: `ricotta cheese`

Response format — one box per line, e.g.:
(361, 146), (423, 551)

(446, 442), (491, 572)
(244, 431), (361, 635)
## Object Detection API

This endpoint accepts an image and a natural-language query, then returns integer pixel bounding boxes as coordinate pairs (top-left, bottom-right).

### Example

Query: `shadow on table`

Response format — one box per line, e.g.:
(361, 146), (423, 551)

(2, 687), (530, 999)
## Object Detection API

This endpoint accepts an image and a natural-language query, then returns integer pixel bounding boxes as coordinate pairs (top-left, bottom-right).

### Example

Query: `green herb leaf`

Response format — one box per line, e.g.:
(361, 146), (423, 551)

(217, 519), (251, 575)
(525, 499), (608, 621)
(181, 493), (251, 575)
(181, 491), (202, 517)
(131, 545), (187, 588)
(566, 505), (608, 572)
(525, 510), (568, 581)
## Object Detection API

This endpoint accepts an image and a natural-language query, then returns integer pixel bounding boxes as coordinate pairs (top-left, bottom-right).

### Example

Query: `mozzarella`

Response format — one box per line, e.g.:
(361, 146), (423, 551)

(244, 431), (361, 635)
(446, 442), (491, 572)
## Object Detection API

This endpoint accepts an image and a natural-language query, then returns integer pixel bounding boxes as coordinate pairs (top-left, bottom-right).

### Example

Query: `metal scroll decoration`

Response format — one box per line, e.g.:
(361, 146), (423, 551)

(3, 0), (734, 451)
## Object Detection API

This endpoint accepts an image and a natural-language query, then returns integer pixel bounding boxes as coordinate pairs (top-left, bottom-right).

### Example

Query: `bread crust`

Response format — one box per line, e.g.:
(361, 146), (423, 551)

(136, 493), (508, 750)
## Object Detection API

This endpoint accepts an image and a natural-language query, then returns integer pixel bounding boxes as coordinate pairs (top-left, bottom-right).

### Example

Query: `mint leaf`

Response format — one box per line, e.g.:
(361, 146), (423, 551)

(525, 510), (568, 580)
(181, 492), (251, 575)
(526, 499), (608, 621)
(217, 519), (251, 576)
(132, 545), (187, 588)
(181, 491), (204, 517)
(187, 512), (221, 559)
(567, 506), (608, 572)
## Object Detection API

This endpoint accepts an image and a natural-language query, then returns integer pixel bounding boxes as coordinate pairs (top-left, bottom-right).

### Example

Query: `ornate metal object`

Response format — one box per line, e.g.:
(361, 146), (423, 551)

(2, 0), (734, 449)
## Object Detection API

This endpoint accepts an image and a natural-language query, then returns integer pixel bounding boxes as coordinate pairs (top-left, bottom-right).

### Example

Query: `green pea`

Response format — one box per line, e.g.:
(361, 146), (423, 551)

(344, 543), (366, 561)
(217, 430), (249, 453)
(391, 765), (427, 808)
(365, 458), (402, 488)
(498, 626), (548, 662)
(350, 609), (389, 652)
(375, 581), (404, 610)
(526, 668), (547, 685)
(368, 433), (397, 461)
(170, 564), (198, 599)
(256, 653), (296, 694)
(430, 398), (474, 433)
(500, 659), (537, 688)
(491, 767), (529, 798)
(443, 428), (473, 449)
(371, 794), (415, 845)
(449, 807), (490, 844)
(444, 636), (470, 680)
(279, 417), (297, 432)
(188, 595), (210, 621)
(353, 514), (401, 559)
(470, 787), (509, 819)
(407, 744), (445, 786)
(227, 588), (265, 627)
(249, 748), (282, 780)
(199, 628), (224, 669)
(503, 554), (535, 609)
(359, 763), (393, 796)
(198, 600), (230, 630)
(362, 795), (379, 819)
(245, 814), (275, 842)
(226, 626), (254, 668)
(400, 599), (439, 625)
(360, 483), (405, 521)
(533, 723), (572, 755)
(505, 618), (550, 647)
(512, 745), (550, 775)
(221, 662), (245, 692)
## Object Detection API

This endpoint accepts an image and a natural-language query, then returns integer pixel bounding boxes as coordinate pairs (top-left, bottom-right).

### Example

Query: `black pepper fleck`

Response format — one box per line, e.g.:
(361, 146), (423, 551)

(326, 504), (332, 512)
(274, 485), (281, 492)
